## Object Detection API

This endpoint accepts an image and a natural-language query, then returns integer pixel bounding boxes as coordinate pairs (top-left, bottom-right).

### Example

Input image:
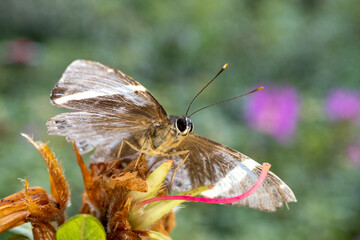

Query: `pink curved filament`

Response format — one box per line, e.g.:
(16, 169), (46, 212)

(138, 162), (271, 206)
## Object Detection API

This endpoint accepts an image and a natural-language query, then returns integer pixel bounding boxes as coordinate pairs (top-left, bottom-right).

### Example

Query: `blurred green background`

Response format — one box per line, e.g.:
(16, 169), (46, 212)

(1, 0), (360, 239)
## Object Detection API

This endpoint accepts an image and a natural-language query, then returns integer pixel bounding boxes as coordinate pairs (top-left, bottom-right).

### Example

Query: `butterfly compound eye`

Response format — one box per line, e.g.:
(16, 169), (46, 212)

(176, 117), (193, 134)
(176, 117), (187, 132)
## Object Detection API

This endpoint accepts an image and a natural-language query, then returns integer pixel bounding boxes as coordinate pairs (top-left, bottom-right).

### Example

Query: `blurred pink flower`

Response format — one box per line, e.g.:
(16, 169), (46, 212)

(244, 85), (300, 143)
(325, 89), (360, 123)
(4, 38), (39, 65)
(347, 142), (360, 167)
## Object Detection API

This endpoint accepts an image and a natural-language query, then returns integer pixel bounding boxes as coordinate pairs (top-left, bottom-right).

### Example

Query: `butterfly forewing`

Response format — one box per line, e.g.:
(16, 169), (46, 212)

(47, 60), (169, 156)
(50, 60), (167, 120)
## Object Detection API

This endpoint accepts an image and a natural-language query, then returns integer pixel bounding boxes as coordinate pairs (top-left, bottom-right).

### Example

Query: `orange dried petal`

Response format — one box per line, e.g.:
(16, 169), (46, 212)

(0, 186), (49, 233)
(22, 134), (70, 209)
(73, 142), (92, 191)
(109, 196), (133, 232)
(107, 172), (148, 192)
(32, 222), (56, 240)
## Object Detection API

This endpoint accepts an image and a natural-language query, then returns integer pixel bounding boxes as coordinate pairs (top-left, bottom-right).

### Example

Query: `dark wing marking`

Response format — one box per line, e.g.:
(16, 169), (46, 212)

(50, 60), (167, 121)
(47, 60), (168, 159)
(164, 134), (296, 211)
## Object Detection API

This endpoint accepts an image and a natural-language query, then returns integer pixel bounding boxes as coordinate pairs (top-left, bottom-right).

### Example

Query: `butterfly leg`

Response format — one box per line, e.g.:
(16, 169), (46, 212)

(116, 139), (143, 160)
(116, 140), (126, 160)
(169, 152), (190, 189)
(134, 136), (152, 169)
(116, 140), (137, 160)
(146, 150), (189, 175)
(101, 141), (136, 175)
(114, 139), (147, 171)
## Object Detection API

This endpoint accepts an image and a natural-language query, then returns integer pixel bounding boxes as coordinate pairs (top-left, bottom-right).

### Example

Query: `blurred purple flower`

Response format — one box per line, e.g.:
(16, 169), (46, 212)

(325, 89), (360, 123)
(347, 142), (360, 167)
(244, 85), (300, 143)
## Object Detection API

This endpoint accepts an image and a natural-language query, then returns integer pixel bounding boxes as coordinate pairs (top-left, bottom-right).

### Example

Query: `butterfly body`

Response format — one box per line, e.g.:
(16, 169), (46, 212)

(47, 60), (296, 211)
(111, 115), (193, 158)
(149, 116), (193, 152)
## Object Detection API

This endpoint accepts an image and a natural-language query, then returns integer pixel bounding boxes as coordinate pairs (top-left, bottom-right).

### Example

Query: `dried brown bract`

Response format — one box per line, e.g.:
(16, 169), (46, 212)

(0, 134), (70, 239)
(0, 133), (274, 240)
(74, 143), (176, 239)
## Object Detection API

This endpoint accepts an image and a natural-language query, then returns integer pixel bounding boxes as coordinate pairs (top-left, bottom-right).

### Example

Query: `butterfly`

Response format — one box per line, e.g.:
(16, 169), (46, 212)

(47, 60), (296, 212)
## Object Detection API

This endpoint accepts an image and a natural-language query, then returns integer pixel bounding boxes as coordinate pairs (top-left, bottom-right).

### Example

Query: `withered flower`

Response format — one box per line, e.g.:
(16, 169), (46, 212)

(74, 144), (208, 239)
(0, 134), (70, 239)
(0, 135), (270, 240)
(74, 142), (270, 239)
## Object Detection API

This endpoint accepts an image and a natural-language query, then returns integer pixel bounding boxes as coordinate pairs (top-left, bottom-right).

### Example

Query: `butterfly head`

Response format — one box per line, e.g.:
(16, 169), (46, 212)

(174, 116), (194, 136)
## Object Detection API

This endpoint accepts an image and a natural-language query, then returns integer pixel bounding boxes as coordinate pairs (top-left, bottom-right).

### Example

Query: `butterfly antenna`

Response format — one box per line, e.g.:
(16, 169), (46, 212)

(185, 63), (229, 116)
(188, 87), (264, 117)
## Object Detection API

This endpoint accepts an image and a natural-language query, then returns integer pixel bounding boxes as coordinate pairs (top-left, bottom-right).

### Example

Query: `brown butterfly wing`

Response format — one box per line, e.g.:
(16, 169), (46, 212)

(164, 134), (297, 212)
(48, 60), (296, 211)
(50, 60), (167, 120)
(47, 60), (169, 160)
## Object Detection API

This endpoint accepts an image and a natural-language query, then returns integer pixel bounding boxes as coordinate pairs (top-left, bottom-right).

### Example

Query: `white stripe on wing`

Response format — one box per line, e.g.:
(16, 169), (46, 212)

(54, 91), (110, 105)
(201, 158), (258, 198)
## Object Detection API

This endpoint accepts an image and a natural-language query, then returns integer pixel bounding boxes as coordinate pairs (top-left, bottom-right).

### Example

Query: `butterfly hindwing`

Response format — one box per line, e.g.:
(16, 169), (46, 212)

(166, 134), (296, 211)
(47, 112), (152, 155)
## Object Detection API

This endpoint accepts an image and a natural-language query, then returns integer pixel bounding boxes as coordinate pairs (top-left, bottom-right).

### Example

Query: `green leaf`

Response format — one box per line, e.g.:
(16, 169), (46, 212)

(56, 214), (106, 240)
